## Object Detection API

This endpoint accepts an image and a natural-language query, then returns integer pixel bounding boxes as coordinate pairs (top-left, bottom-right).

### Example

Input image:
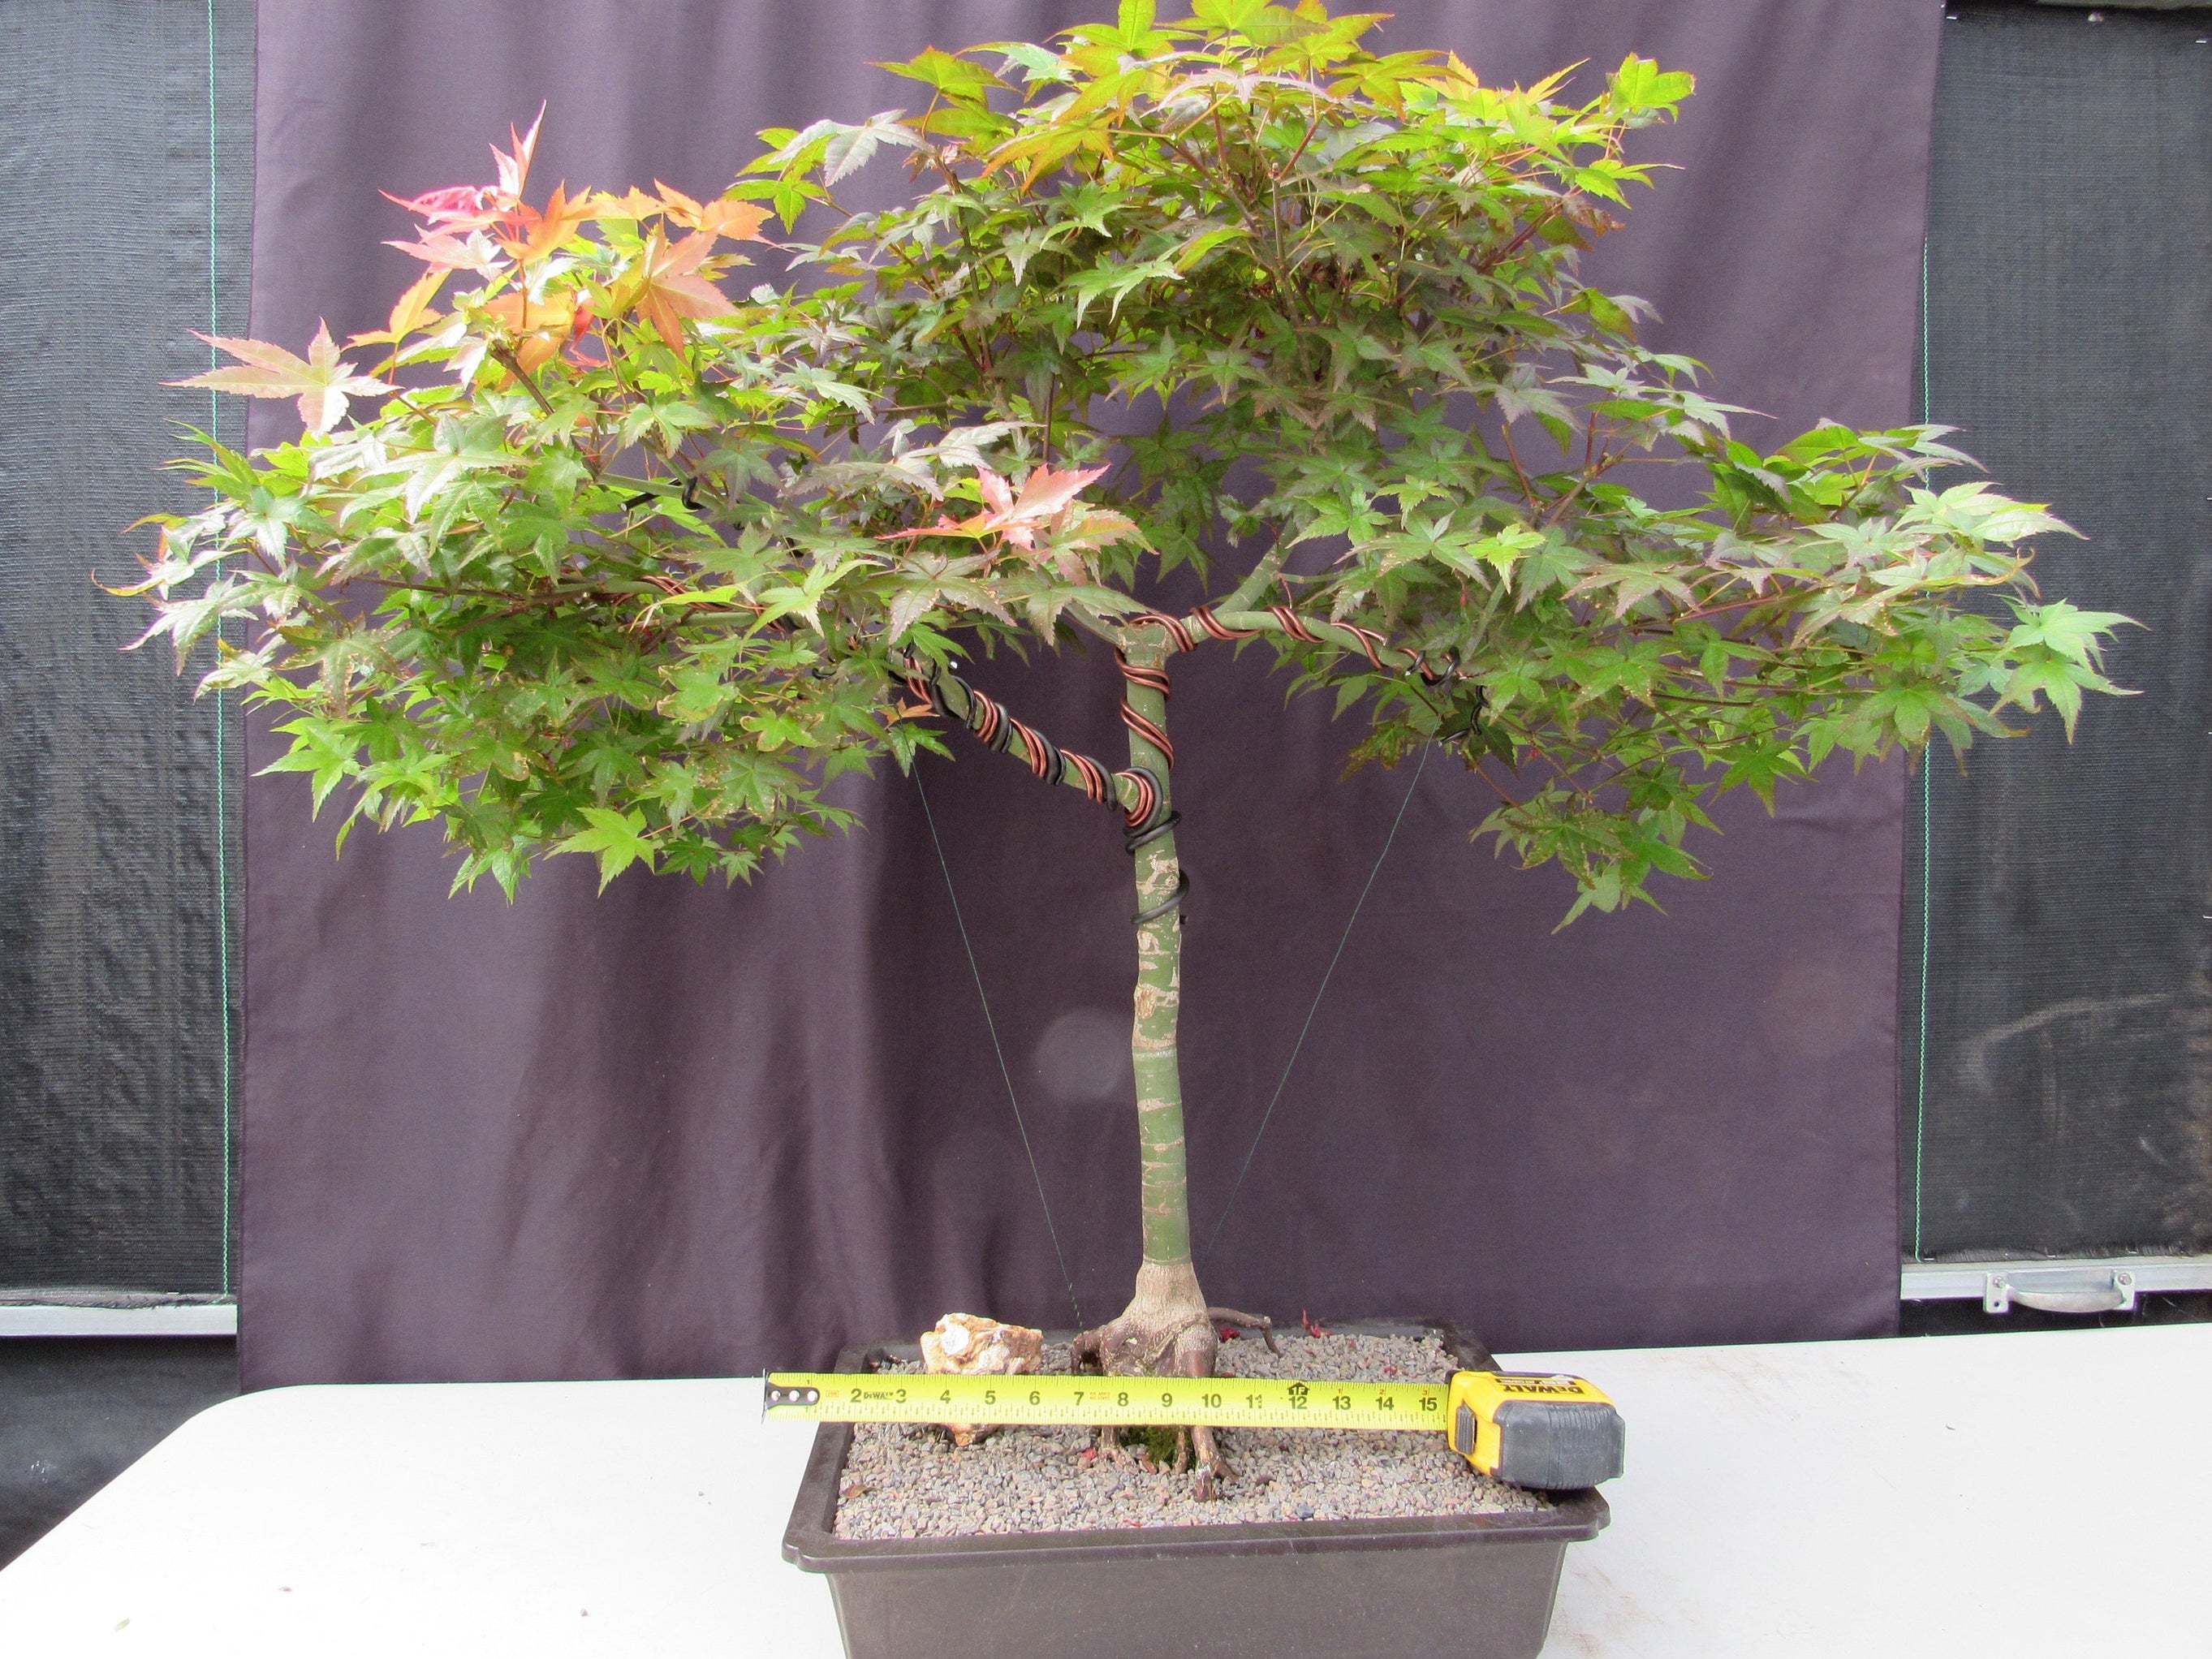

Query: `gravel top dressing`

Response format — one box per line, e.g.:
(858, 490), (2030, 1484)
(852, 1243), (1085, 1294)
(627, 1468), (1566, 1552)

(833, 1331), (1550, 1540)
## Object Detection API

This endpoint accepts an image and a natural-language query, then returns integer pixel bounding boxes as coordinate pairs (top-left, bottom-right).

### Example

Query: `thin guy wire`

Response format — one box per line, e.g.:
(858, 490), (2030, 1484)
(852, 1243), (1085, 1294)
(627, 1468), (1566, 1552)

(208, 0), (235, 1299)
(1206, 743), (1429, 1256)
(913, 769), (1084, 1327)
(1912, 234), (1933, 1264)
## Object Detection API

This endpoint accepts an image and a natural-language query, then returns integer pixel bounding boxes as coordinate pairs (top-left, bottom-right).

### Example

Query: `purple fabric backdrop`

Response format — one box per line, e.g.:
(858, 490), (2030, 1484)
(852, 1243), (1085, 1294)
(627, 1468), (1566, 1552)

(240, 0), (1940, 1385)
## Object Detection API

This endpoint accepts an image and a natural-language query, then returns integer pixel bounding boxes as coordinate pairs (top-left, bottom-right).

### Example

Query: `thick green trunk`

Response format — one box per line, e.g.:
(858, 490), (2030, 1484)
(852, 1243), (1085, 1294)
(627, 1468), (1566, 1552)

(1122, 640), (1192, 1269)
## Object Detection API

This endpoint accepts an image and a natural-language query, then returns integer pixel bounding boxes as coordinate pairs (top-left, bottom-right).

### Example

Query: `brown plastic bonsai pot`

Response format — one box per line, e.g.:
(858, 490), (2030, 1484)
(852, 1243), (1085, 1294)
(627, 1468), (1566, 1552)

(782, 1318), (1607, 1659)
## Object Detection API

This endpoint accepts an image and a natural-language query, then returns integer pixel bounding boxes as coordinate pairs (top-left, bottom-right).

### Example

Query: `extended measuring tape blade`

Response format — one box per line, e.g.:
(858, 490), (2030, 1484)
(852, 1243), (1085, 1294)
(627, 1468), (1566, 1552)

(764, 1372), (1450, 1432)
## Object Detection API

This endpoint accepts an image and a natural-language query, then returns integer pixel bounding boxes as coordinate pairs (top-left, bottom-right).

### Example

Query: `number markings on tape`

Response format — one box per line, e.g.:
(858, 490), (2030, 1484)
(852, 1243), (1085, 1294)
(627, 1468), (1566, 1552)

(764, 1372), (1448, 1431)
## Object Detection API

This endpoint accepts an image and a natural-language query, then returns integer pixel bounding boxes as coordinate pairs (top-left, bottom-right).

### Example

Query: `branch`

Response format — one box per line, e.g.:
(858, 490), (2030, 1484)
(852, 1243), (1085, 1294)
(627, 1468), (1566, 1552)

(1216, 535), (1288, 614)
(1469, 756), (1521, 809)
(1475, 203), (1558, 275)
(891, 654), (1127, 812)
(1498, 419), (1539, 509)
(1204, 605), (1427, 676)
(488, 344), (557, 418)
(1063, 605), (1132, 649)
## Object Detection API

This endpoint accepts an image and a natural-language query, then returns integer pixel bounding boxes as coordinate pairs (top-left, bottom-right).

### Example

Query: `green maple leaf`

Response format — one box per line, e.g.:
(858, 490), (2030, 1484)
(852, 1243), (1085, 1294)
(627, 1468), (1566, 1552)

(2007, 600), (2134, 667)
(555, 807), (656, 888)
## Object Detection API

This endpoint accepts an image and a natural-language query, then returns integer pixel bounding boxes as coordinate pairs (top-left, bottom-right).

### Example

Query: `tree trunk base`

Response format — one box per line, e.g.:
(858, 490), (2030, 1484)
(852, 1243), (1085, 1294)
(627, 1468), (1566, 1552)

(1070, 1263), (1281, 1500)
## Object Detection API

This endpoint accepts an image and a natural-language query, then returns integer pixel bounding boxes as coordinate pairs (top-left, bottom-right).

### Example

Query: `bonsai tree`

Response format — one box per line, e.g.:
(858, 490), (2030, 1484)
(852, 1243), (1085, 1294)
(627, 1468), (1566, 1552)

(130, 2), (2124, 1494)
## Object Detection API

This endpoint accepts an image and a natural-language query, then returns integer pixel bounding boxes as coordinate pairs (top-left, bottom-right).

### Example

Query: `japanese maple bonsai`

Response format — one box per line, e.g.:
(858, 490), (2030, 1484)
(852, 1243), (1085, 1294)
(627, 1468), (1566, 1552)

(132, 2), (2122, 1497)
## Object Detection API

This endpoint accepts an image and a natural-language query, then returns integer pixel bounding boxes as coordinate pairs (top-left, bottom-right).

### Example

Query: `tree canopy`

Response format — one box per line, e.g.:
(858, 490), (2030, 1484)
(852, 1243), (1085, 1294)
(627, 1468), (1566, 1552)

(130, 0), (2126, 919)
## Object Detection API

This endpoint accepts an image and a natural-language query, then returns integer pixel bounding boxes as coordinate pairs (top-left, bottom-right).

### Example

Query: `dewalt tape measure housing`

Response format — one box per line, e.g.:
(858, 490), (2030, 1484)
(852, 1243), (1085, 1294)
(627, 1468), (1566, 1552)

(765, 1368), (1623, 1490)
(1444, 1370), (1625, 1489)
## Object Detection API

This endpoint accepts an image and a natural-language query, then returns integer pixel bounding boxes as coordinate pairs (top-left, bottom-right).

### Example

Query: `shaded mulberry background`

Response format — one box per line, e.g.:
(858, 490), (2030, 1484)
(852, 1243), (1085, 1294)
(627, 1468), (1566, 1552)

(238, 0), (1938, 1384)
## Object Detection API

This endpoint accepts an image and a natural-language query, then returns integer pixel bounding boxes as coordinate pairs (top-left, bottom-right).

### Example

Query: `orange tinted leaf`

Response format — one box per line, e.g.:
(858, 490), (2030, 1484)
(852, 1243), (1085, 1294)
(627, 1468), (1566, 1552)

(692, 197), (771, 243)
(385, 229), (503, 274)
(182, 364), (317, 395)
(480, 291), (578, 376)
(513, 183), (593, 264)
(382, 183), (497, 229)
(492, 106), (545, 205)
(618, 228), (738, 347)
(196, 334), (310, 373)
(658, 274), (737, 317)
(170, 322), (395, 433)
(349, 267), (451, 347)
(1009, 463), (1108, 521)
(479, 292), (576, 334)
(597, 187), (665, 220)
(512, 334), (561, 373)
(643, 184), (770, 243)
(882, 512), (984, 543)
(659, 229), (716, 278)
(653, 180), (705, 222)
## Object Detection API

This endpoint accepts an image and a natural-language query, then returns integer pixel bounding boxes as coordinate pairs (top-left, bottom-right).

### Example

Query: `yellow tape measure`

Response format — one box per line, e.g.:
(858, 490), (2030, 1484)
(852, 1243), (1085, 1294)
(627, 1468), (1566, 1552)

(767, 1372), (1447, 1432)
(764, 1369), (1625, 1488)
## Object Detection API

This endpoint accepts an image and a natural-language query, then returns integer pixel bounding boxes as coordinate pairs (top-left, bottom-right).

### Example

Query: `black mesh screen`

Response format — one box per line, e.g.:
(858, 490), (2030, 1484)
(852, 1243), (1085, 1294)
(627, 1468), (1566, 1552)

(0, 2), (255, 1292)
(1905, 2), (2212, 1261)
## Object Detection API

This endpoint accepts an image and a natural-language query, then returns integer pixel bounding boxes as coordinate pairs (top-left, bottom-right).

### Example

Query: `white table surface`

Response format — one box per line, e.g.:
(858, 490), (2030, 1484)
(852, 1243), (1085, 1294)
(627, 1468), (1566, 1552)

(1, 1323), (2204, 1657)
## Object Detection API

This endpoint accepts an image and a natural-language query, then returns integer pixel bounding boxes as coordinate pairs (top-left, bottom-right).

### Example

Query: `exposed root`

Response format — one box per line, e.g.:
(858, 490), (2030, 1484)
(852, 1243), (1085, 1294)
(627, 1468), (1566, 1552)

(1072, 1261), (1247, 1499)
(1208, 1307), (1282, 1355)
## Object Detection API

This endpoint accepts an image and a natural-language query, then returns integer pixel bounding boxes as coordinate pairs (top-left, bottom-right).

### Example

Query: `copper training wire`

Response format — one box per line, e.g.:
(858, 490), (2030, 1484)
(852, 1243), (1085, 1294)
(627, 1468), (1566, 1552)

(1114, 650), (1173, 698)
(1118, 705), (1176, 768)
(1112, 765), (1160, 831)
(969, 687), (1005, 748)
(1115, 651), (1177, 769)
(903, 657), (1119, 804)
(1340, 623), (1388, 668)
(1010, 717), (1058, 782)
(1192, 605), (1258, 642)
(899, 650), (1188, 925)
(1128, 611), (1197, 653)
(1063, 749), (1111, 804)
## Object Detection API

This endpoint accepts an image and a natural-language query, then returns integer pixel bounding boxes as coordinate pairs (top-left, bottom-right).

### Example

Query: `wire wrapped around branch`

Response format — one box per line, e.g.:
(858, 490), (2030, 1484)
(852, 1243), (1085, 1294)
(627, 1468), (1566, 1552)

(896, 654), (1182, 924)
(1115, 649), (1176, 768)
(1128, 611), (1198, 653)
(1112, 644), (1185, 927)
(1184, 604), (1468, 700)
(1192, 605), (1258, 643)
(1113, 763), (1164, 836)
(899, 657), (1116, 807)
